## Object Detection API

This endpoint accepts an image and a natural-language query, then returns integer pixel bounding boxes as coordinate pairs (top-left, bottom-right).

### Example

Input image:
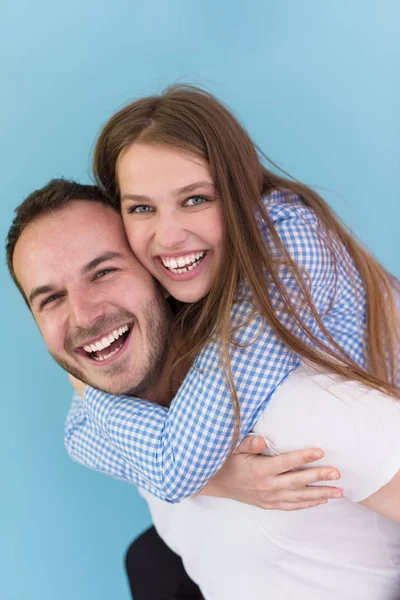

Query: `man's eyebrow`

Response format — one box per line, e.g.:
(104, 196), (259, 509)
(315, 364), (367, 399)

(80, 252), (125, 276)
(28, 252), (125, 306)
(120, 181), (215, 203)
(29, 285), (55, 306)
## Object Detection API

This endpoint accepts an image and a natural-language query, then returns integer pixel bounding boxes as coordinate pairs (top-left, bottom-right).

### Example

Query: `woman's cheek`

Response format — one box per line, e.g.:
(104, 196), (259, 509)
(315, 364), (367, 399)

(128, 230), (158, 275)
(124, 222), (146, 257)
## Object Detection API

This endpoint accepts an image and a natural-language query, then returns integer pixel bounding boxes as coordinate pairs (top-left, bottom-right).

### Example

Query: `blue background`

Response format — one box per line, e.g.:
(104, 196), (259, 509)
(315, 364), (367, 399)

(1, 1), (399, 598)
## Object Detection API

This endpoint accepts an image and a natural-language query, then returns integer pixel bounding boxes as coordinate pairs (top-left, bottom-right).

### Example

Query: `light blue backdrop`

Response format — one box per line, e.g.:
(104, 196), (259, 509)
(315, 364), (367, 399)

(1, 1), (399, 599)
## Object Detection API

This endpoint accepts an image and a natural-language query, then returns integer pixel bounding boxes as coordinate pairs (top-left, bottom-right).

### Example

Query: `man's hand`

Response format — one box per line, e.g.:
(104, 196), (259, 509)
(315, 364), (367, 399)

(199, 435), (342, 510)
(68, 373), (87, 398)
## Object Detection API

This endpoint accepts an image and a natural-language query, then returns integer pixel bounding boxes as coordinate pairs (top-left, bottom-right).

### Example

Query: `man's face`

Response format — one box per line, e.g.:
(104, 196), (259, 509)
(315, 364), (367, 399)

(13, 200), (171, 396)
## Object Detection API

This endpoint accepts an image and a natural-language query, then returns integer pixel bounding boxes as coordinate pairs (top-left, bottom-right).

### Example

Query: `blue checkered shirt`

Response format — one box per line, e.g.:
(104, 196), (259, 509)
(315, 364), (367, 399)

(65, 191), (371, 502)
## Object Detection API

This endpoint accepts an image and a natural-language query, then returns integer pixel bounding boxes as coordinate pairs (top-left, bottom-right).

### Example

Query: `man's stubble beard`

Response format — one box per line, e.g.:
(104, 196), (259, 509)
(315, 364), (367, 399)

(51, 296), (172, 398)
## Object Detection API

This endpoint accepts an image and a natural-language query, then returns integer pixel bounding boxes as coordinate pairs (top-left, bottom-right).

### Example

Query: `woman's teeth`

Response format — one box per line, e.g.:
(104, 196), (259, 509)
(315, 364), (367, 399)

(161, 252), (205, 274)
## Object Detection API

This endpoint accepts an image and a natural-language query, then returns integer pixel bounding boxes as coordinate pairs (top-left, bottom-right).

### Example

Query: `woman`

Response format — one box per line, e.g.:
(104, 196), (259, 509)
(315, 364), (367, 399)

(69, 85), (399, 503)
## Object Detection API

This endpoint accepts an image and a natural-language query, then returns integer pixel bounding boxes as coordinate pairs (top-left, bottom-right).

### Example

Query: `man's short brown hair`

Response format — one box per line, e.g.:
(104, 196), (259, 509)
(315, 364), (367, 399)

(6, 178), (116, 304)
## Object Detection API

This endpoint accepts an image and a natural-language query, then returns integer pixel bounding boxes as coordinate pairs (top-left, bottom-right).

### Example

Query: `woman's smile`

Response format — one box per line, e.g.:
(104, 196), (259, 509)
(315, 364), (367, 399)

(155, 250), (211, 282)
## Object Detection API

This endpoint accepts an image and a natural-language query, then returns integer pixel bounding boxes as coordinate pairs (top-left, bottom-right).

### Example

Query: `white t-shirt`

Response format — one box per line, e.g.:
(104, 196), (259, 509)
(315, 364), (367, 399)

(140, 364), (400, 600)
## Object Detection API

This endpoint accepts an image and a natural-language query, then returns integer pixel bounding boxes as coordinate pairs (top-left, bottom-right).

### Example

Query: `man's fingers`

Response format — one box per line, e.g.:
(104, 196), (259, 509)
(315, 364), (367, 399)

(234, 434), (266, 455)
(268, 448), (328, 475)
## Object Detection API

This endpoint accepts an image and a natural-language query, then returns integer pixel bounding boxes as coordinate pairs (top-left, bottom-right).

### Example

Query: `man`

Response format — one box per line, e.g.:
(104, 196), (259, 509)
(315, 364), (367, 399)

(8, 179), (400, 600)
(8, 179), (337, 599)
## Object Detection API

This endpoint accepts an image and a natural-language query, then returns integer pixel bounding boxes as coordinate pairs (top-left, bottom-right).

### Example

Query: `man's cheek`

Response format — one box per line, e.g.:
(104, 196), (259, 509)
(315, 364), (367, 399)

(45, 328), (66, 356)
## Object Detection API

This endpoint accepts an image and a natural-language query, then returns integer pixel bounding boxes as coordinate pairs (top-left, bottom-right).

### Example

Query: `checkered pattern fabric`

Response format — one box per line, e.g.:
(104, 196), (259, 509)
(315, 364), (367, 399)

(65, 191), (372, 502)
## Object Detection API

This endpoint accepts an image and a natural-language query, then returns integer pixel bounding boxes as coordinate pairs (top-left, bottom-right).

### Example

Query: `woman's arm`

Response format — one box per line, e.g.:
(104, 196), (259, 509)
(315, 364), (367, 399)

(65, 393), (343, 506)
(65, 392), (162, 496)
(79, 192), (367, 501)
(200, 434), (343, 509)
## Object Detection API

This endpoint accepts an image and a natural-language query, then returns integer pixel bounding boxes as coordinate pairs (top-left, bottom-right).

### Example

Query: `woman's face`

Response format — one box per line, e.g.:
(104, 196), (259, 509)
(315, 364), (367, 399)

(117, 143), (224, 303)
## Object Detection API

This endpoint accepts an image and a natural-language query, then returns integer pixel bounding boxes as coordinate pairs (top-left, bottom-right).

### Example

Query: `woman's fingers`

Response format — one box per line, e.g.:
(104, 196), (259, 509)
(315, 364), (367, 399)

(267, 447), (338, 476)
(235, 439), (341, 487)
(274, 499), (329, 511)
(228, 442), (343, 509)
(280, 465), (341, 488)
(273, 482), (342, 501)
(257, 484), (343, 509)
(268, 465), (343, 501)
(234, 434), (266, 455)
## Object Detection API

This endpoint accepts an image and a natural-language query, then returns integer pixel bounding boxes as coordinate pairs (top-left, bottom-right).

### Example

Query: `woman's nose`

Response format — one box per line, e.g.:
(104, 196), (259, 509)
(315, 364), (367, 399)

(154, 214), (187, 250)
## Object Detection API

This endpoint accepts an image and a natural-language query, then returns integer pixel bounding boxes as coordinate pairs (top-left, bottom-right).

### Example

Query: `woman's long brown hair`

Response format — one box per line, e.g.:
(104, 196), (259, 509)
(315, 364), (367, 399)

(93, 85), (400, 448)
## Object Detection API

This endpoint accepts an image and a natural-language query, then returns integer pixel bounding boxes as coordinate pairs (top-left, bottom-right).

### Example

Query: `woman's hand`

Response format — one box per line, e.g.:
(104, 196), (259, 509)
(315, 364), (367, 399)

(199, 435), (342, 510)
(68, 373), (87, 398)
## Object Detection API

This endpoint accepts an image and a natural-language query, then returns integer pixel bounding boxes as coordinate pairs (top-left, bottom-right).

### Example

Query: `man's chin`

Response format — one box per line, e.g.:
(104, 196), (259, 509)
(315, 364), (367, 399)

(50, 352), (146, 398)
(82, 380), (132, 397)
(88, 373), (140, 397)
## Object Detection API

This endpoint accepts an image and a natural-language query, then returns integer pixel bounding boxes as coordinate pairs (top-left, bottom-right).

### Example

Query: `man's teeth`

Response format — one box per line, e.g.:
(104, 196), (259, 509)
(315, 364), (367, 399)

(92, 345), (122, 361)
(83, 324), (129, 354)
(161, 252), (205, 273)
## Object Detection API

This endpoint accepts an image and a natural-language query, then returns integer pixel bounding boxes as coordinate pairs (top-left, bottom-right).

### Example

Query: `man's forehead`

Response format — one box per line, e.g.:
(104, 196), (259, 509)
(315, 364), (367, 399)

(19, 201), (125, 250)
(46, 199), (122, 231)
(13, 201), (130, 291)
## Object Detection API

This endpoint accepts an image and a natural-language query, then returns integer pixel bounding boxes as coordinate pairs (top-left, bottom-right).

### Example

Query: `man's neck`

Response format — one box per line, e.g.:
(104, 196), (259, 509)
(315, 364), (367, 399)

(140, 331), (190, 407)
(143, 349), (177, 407)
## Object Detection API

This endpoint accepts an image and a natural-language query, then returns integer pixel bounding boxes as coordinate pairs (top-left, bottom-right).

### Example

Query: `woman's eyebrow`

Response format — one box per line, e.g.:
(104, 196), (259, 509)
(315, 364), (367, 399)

(173, 181), (215, 196)
(121, 181), (215, 204)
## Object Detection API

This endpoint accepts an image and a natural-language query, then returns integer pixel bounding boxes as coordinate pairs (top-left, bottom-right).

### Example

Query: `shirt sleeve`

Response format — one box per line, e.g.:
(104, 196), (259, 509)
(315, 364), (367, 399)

(65, 392), (162, 497)
(253, 363), (400, 502)
(81, 191), (367, 502)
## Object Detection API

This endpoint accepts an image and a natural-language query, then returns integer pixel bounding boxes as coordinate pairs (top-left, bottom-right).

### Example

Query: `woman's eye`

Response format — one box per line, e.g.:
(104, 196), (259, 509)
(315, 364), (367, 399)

(184, 195), (208, 207)
(127, 205), (153, 214)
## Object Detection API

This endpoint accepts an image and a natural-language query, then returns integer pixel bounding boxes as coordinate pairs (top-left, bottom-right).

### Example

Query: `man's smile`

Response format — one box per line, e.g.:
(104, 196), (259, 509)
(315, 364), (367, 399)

(74, 322), (133, 364)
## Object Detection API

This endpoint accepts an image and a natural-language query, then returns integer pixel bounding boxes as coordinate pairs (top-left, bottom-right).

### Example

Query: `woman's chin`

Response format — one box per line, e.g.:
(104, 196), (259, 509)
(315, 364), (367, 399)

(165, 281), (210, 304)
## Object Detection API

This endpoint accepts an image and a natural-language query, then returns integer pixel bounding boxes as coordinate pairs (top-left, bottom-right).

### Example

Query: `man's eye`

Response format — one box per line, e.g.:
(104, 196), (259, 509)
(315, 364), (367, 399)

(184, 195), (209, 207)
(41, 294), (60, 308)
(94, 268), (115, 279)
(127, 205), (153, 214)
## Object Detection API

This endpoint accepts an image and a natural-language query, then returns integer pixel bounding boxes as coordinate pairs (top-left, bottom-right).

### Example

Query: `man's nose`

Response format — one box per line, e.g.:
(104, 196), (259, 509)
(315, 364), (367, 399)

(155, 213), (188, 250)
(68, 290), (105, 330)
